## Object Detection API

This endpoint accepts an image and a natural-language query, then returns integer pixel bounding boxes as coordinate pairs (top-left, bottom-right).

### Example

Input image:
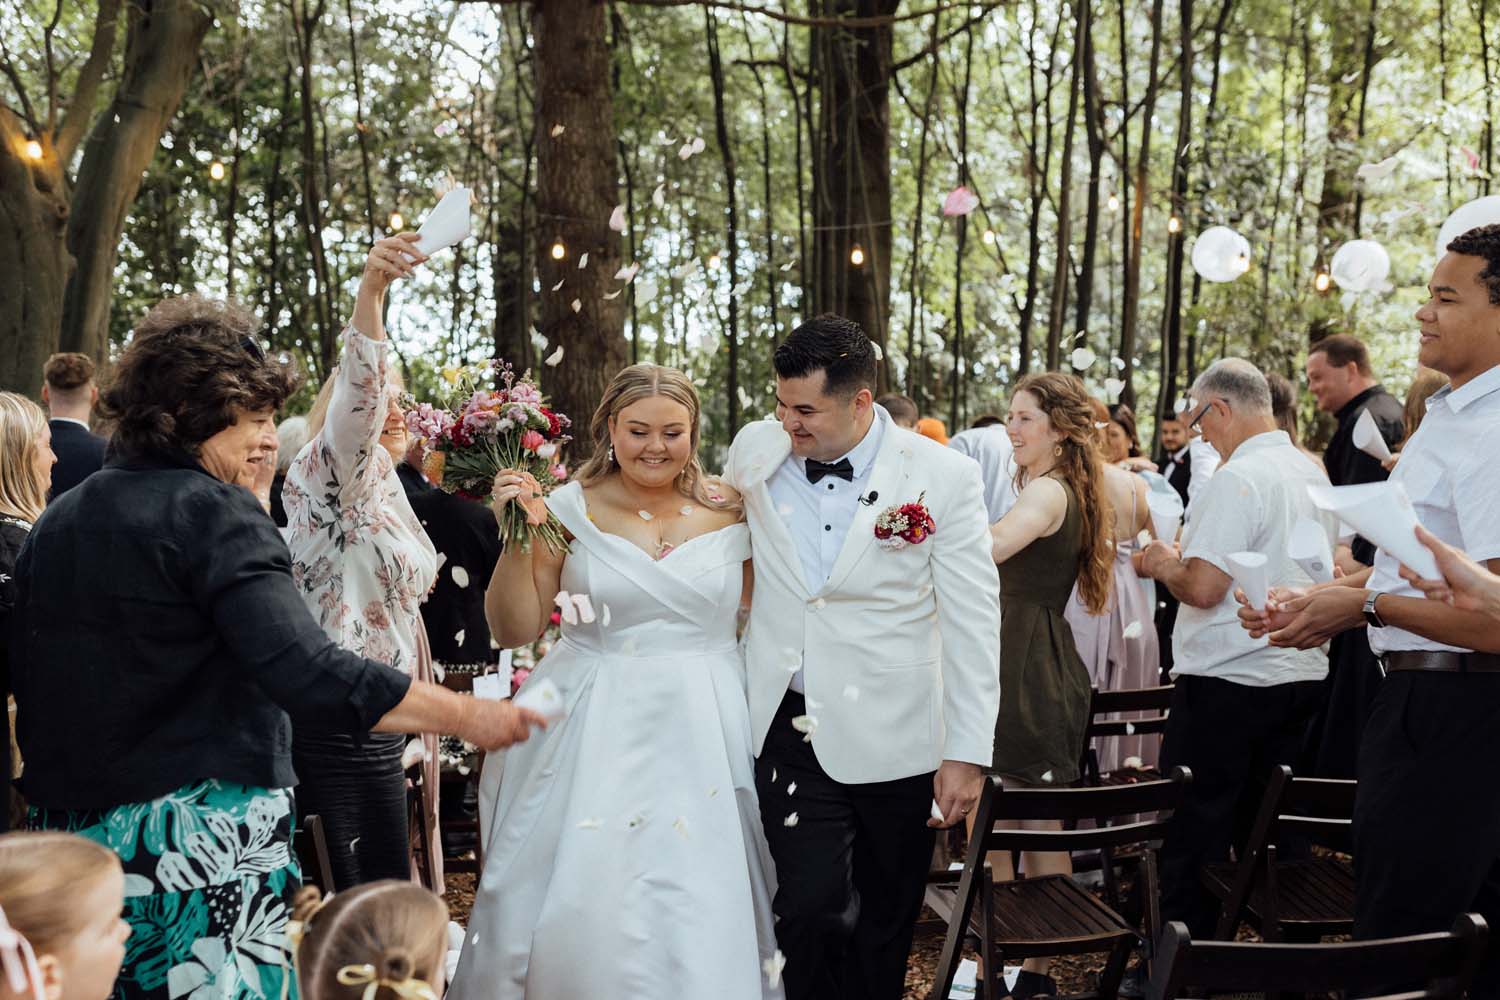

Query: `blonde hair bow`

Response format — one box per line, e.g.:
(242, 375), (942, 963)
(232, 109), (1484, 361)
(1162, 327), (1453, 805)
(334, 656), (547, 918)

(335, 964), (439, 1000)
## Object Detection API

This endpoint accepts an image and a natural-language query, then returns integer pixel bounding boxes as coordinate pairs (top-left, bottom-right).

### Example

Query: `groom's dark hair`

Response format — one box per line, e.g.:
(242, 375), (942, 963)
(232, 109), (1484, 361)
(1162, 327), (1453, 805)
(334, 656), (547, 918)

(774, 313), (878, 399)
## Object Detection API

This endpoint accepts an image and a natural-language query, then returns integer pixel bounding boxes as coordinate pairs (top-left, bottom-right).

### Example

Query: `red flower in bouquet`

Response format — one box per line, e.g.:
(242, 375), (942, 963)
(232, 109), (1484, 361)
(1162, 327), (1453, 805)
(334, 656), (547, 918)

(873, 493), (936, 550)
(520, 429), (546, 452)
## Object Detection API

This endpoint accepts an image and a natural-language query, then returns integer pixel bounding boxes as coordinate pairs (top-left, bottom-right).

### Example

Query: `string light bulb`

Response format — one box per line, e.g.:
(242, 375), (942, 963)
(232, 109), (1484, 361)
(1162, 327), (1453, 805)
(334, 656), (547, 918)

(1167, 215), (1182, 234)
(849, 243), (866, 268)
(1106, 193), (1120, 212)
(982, 229), (996, 246)
(208, 160), (226, 181)
(550, 237), (566, 261)
(389, 211), (404, 231)
(23, 139), (42, 160)
(708, 253), (722, 270)
(1314, 269), (1332, 292)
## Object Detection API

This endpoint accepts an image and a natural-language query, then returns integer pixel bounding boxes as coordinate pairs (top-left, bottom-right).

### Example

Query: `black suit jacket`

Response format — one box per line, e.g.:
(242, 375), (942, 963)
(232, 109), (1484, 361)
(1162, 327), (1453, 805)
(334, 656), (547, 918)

(404, 483), (502, 667)
(47, 419), (107, 499)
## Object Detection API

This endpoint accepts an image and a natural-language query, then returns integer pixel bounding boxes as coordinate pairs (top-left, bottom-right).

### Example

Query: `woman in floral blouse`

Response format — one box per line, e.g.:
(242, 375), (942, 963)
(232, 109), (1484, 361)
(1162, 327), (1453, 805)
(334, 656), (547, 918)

(284, 234), (444, 889)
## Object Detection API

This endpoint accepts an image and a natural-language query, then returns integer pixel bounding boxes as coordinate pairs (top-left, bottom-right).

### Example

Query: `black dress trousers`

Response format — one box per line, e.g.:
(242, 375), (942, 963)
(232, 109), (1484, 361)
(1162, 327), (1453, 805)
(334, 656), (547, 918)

(1355, 671), (1500, 998)
(756, 691), (935, 1000)
(292, 730), (410, 890)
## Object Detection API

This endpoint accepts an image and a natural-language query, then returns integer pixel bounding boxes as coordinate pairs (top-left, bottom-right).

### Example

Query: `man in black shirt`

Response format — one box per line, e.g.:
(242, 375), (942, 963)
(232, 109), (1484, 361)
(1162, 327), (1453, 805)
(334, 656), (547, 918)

(1301, 334), (1406, 777)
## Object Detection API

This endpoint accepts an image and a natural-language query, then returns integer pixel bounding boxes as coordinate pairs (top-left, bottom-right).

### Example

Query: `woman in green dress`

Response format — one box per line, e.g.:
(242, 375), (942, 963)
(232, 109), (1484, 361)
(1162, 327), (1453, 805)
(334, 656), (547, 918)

(981, 371), (1114, 999)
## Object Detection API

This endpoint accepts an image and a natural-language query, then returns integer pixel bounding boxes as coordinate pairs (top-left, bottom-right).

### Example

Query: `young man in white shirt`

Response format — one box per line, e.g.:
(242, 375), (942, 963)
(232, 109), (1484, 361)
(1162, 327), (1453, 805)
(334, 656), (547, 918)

(1241, 224), (1500, 992)
(1138, 358), (1337, 937)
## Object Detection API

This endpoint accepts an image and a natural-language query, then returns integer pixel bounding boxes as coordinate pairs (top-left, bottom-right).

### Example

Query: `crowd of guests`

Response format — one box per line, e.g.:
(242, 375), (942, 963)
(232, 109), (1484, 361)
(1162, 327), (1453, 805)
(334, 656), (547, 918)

(0, 223), (1497, 1000)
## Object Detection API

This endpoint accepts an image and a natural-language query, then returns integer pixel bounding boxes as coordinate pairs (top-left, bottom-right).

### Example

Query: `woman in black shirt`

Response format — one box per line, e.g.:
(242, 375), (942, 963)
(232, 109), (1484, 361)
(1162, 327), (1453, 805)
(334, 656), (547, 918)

(9, 297), (544, 1000)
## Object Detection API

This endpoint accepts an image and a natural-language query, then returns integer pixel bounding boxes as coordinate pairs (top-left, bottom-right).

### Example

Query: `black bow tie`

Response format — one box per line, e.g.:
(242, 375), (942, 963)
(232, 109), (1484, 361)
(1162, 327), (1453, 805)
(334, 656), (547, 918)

(805, 457), (854, 484)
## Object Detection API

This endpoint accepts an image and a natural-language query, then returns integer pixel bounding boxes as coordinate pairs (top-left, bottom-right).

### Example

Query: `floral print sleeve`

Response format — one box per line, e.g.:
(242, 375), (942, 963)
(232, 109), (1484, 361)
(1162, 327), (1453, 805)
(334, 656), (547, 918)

(320, 324), (390, 505)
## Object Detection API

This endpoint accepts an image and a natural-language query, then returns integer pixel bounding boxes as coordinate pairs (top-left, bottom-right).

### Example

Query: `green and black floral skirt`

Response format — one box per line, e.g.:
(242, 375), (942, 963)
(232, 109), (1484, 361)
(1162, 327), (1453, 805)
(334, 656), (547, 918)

(30, 779), (302, 1000)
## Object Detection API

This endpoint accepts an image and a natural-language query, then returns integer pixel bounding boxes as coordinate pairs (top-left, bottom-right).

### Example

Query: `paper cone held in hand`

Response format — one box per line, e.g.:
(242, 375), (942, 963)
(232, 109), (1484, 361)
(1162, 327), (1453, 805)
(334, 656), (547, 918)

(1226, 551), (1270, 610)
(412, 186), (474, 256)
(1351, 408), (1392, 462)
(1287, 517), (1334, 583)
(1147, 491), (1184, 542)
(1306, 480), (1440, 579)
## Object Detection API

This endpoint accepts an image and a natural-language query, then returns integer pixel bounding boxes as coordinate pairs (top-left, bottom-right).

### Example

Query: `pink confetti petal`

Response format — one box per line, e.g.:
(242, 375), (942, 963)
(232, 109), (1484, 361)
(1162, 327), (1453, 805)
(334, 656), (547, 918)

(609, 204), (627, 231)
(942, 185), (980, 217)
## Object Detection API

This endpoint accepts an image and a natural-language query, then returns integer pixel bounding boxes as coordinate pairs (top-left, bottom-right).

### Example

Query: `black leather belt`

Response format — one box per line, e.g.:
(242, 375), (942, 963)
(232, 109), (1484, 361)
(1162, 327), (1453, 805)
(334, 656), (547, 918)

(1382, 650), (1500, 674)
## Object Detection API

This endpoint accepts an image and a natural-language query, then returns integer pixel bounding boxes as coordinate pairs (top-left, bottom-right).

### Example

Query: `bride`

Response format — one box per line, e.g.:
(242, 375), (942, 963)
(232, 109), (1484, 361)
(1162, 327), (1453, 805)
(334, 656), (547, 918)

(447, 364), (783, 1000)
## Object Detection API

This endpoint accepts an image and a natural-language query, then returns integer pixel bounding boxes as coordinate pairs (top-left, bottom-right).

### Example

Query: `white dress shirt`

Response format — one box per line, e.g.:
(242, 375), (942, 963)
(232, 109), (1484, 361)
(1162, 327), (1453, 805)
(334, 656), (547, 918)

(1367, 363), (1500, 655)
(948, 425), (1018, 523)
(767, 405), (887, 691)
(1185, 436), (1220, 519)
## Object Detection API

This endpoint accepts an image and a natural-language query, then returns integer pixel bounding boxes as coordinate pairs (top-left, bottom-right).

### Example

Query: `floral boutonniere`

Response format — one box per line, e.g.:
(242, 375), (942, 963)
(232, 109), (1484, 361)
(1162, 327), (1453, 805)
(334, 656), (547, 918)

(873, 492), (936, 550)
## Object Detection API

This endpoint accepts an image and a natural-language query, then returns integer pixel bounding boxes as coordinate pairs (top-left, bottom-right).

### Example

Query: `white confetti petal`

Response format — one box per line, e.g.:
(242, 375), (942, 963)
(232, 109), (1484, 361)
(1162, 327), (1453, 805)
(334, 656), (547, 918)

(634, 279), (659, 307)
(454, 629), (466, 645)
(554, 590), (580, 626)
(577, 817), (603, 830)
(787, 781), (797, 796)
(451, 566), (470, 588)
(603, 289), (622, 300)
(872, 341), (884, 361)
(549, 123), (565, 137)
(771, 767), (778, 783)
(349, 837), (361, 851)
(578, 252), (589, 269)
(1112, 356), (1127, 371)
(571, 592), (596, 623)
(652, 184), (666, 208)
(691, 137), (705, 154)
(551, 278), (565, 291)
(1070, 346), (1097, 370)
(614, 262), (640, 282)
(672, 260), (697, 280)
(571, 298), (582, 314)
(1122, 620), (1144, 639)
(1104, 377), (1127, 403)
(806, 697), (823, 711)
(790, 714), (817, 742)
(842, 684), (861, 702)
(637, 510), (654, 521)
(1123, 755), (1145, 770)
(545, 346), (564, 366)
(782, 812), (799, 828)
(763, 950), (787, 989)
(1041, 770), (1054, 783)
(780, 259), (795, 272)
(472, 932), (480, 946)
(608, 204), (627, 232)
(678, 142), (694, 160)
(601, 604), (612, 627)
(673, 816), (690, 839)
(737, 386), (752, 409)
(1125, 721), (1136, 735)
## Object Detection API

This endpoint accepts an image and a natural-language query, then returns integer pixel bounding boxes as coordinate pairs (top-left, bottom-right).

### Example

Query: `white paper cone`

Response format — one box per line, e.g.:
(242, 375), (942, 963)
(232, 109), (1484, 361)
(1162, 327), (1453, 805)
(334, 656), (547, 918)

(1287, 517), (1335, 583)
(1146, 491), (1183, 541)
(930, 799), (946, 822)
(412, 186), (473, 256)
(1226, 551), (1270, 610)
(1306, 481), (1440, 579)
(513, 677), (566, 724)
(1351, 408), (1392, 462)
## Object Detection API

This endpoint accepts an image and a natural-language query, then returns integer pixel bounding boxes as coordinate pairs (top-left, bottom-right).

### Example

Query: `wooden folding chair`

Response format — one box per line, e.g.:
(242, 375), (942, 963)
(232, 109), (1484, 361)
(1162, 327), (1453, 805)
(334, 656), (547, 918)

(1079, 685), (1173, 786)
(1201, 764), (1356, 941)
(406, 761), (434, 890)
(1147, 913), (1488, 1000)
(927, 768), (1192, 1000)
(294, 813), (336, 893)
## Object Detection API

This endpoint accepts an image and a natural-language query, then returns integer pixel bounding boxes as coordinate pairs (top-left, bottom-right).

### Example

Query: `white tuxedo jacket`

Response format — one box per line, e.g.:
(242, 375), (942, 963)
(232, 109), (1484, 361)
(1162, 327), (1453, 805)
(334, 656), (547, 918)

(725, 417), (1002, 784)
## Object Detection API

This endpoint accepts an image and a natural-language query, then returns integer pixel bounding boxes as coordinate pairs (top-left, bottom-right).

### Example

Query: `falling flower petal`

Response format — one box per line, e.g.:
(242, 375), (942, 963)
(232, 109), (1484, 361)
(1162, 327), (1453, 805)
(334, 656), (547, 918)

(1125, 721), (1136, 735)
(603, 289), (622, 300)
(451, 566), (470, 589)
(638, 510), (654, 521)
(571, 298), (582, 314)
(545, 346), (564, 366)
(454, 629), (465, 645)
(578, 252), (589, 269)
(787, 781), (797, 796)
(673, 816), (690, 839)
(771, 767), (778, 783)
(549, 123), (565, 138)
(554, 591), (580, 626)
(614, 262), (641, 283)
(635, 279), (659, 307)
(1122, 620), (1144, 639)
(783, 812), (799, 828)
(609, 204), (627, 232)
(601, 604), (612, 627)
(678, 142), (695, 160)
(1104, 377), (1126, 403)
(571, 593), (597, 624)
(577, 818), (603, 830)
(1356, 155), (1400, 181)
(652, 184), (666, 208)
(691, 137), (705, 154)
(843, 684), (861, 702)
(1041, 770), (1054, 783)
(737, 386), (752, 410)
(764, 951), (787, 989)
(790, 714), (817, 742)
(551, 278), (565, 292)
(1123, 755), (1145, 770)
(1070, 346), (1097, 370)
(872, 341), (884, 361)
(1112, 356), (1127, 371)
(942, 185), (980, 217)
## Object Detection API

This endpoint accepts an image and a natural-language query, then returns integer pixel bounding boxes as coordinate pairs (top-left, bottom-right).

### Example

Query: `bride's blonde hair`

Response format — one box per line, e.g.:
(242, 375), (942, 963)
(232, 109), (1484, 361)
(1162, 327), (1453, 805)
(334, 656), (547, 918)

(574, 364), (733, 509)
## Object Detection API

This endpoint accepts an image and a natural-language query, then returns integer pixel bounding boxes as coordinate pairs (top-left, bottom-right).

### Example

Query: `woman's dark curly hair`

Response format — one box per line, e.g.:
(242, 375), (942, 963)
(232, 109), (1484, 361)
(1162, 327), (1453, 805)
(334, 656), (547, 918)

(101, 296), (301, 458)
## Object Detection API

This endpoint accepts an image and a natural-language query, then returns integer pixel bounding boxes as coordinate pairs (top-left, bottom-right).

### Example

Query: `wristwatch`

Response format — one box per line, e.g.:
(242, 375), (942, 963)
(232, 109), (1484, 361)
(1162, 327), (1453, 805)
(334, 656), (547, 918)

(1362, 591), (1387, 629)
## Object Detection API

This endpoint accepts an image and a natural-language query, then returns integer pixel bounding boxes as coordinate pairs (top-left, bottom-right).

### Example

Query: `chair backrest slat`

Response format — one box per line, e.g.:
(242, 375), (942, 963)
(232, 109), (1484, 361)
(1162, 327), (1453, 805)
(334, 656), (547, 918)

(980, 769), (1191, 854)
(1088, 684), (1174, 716)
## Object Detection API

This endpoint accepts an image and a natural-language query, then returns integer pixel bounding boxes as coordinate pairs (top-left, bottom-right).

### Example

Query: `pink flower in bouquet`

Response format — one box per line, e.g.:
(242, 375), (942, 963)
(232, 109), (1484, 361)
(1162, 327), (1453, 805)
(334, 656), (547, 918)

(520, 430), (546, 452)
(405, 403), (454, 443)
(509, 382), (543, 405)
(511, 667), (532, 696)
(550, 462), (568, 481)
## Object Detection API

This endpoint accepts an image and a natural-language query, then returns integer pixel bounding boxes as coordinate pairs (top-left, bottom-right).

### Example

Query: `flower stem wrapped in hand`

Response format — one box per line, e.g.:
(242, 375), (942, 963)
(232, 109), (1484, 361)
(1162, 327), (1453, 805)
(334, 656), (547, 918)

(405, 361), (571, 553)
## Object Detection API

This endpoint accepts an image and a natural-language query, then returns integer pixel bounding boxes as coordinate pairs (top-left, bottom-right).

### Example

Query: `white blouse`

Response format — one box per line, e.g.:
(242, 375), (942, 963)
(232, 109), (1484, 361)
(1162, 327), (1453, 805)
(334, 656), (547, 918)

(284, 326), (438, 674)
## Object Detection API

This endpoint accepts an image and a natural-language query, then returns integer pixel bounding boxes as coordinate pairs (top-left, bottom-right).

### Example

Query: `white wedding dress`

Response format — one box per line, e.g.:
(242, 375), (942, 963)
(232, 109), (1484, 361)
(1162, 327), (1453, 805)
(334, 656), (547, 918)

(448, 481), (783, 1000)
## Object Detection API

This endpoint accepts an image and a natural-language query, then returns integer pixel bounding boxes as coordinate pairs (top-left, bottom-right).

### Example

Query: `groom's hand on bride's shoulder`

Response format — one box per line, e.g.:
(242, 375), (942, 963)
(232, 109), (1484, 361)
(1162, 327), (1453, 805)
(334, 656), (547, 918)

(930, 760), (984, 828)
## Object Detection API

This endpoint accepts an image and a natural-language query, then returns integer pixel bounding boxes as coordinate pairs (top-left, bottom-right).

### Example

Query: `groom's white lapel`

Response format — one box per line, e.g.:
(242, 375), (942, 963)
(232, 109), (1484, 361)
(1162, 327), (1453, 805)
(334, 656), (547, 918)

(819, 426), (913, 596)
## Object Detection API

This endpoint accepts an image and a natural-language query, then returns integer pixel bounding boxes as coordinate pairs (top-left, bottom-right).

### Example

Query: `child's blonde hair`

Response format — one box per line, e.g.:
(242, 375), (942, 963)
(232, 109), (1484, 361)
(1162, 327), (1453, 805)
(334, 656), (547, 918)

(292, 881), (448, 1000)
(0, 833), (121, 954)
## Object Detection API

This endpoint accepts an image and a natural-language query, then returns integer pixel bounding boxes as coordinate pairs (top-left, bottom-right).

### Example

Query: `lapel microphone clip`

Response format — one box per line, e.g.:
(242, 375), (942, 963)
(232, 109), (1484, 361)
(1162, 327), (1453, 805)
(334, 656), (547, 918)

(857, 491), (880, 507)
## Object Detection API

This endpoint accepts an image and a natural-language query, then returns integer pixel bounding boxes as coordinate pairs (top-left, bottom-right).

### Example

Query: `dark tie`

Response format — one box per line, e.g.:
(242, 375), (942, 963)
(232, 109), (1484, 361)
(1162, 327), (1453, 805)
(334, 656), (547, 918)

(805, 457), (854, 484)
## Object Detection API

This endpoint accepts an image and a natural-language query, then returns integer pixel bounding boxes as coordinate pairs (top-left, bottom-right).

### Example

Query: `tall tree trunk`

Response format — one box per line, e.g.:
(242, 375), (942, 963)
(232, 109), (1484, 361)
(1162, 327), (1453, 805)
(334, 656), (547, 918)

(1075, 1), (1103, 339)
(1156, 0), (1193, 432)
(1478, 0), (1495, 192)
(55, 0), (212, 364)
(0, 113), (70, 398)
(345, 0), (378, 244)
(907, 20), (941, 405)
(705, 8), (741, 434)
(810, 0), (898, 373)
(1119, 0), (1165, 410)
(949, 24), (973, 431)
(289, 0), (338, 377)
(532, 0), (627, 426)
(1050, 0), (1085, 373)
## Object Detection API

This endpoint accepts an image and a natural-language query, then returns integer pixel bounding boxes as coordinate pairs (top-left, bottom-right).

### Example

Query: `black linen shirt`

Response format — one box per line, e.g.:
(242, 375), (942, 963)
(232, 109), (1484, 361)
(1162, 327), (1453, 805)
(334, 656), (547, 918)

(1323, 385), (1406, 565)
(9, 450), (413, 810)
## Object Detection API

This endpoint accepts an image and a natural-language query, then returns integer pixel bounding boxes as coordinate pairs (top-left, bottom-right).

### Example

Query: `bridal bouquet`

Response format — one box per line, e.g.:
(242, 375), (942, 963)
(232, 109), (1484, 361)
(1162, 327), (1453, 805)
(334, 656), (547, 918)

(406, 360), (572, 553)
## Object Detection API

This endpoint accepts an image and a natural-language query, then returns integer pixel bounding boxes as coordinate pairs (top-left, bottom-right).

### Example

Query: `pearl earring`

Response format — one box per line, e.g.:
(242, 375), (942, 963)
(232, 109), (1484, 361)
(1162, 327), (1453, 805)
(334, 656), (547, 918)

(608, 445), (615, 464)
(1054, 444), (1064, 458)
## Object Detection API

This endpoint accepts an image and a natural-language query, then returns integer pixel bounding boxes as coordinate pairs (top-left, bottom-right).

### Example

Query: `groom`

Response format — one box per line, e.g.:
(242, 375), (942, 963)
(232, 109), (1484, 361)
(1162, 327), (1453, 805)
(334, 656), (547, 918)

(726, 314), (1002, 1000)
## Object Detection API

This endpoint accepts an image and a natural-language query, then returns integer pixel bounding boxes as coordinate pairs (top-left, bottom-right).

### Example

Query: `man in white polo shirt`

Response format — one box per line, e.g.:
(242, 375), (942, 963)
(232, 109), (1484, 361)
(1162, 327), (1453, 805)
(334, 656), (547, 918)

(1138, 358), (1338, 936)
(1242, 224), (1500, 993)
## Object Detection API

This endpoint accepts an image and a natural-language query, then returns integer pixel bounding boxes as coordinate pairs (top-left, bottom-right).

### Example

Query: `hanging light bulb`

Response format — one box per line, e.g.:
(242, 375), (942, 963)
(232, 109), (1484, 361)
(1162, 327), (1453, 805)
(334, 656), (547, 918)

(23, 139), (42, 160)
(849, 243), (866, 267)
(708, 253), (722, 270)
(982, 229), (996, 246)
(550, 237), (566, 261)
(1314, 269), (1332, 292)
(1167, 215), (1182, 234)
(389, 211), (405, 231)
(208, 160), (226, 181)
(1106, 193), (1120, 212)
